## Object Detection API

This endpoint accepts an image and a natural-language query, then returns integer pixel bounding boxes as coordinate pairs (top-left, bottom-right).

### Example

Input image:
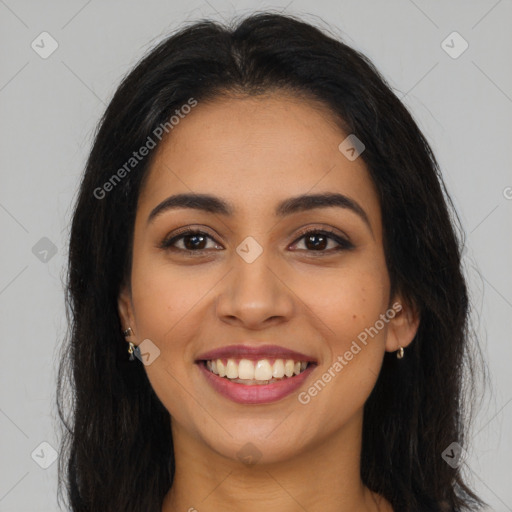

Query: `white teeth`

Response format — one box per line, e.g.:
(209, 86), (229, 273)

(211, 360), (217, 373)
(217, 359), (226, 377)
(284, 359), (295, 377)
(206, 357), (310, 380)
(238, 359), (255, 379)
(272, 359), (285, 378)
(254, 360), (273, 380)
(226, 359), (238, 379)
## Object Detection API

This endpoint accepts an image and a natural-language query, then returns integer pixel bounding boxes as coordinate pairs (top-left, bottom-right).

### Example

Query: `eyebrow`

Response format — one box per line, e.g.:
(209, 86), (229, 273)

(147, 192), (373, 234)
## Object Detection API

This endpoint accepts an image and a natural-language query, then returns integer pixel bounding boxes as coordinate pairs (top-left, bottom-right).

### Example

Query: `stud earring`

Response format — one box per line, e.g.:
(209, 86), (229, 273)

(396, 346), (404, 359)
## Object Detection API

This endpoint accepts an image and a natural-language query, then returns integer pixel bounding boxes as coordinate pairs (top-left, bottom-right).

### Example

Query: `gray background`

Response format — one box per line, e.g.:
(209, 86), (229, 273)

(0, 0), (511, 510)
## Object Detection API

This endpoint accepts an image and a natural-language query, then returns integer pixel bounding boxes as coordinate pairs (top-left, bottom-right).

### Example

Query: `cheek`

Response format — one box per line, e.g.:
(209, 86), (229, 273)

(299, 263), (389, 344)
(298, 269), (390, 423)
(128, 265), (201, 415)
(130, 257), (210, 339)
(131, 280), (180, 338)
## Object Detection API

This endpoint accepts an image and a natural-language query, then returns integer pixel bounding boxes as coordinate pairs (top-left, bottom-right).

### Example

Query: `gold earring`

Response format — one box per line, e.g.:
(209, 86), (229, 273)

(396, 346), (404, 359)
(123, 327), (138, 361)
(127, 341), (137, 361)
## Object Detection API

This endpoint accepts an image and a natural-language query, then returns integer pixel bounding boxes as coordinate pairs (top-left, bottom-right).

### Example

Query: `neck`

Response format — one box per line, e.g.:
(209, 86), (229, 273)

(162, 411), (392, 512)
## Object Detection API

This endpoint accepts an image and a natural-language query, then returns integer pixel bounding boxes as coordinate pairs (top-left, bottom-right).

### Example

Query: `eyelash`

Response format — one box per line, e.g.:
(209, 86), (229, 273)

(158, 227), (354, 255)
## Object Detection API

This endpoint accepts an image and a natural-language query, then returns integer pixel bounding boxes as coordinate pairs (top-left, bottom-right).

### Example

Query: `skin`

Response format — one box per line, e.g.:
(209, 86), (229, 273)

(118, 91), (419, 512)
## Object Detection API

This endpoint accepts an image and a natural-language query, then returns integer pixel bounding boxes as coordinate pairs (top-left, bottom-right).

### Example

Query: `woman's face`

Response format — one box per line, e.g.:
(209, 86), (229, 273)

(118, 92), (417, 465)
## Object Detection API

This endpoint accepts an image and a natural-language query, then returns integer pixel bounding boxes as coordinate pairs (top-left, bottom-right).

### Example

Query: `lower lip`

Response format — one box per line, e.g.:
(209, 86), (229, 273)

(197, 361), (316, 404)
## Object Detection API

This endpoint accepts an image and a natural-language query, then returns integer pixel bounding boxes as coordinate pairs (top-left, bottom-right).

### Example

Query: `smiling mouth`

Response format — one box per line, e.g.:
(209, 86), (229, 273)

(200, 358), (314, 386)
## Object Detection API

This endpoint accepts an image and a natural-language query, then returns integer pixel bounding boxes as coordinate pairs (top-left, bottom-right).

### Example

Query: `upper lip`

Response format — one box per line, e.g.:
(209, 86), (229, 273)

(196, 344), (317, 363)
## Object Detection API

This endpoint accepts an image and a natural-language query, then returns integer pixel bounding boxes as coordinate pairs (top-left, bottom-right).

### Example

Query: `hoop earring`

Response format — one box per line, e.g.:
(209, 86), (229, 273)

(396, 346), (404, 359)
(123, 326), (138, 361)
(127, 341), (137, 361)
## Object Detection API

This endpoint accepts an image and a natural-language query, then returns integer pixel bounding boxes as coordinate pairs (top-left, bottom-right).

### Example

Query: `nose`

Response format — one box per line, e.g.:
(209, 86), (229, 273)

(215, 248), (295, 330)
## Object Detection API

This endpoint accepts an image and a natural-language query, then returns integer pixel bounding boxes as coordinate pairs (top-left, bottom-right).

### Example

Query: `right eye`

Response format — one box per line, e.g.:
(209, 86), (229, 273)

(159, 229), (224, 253)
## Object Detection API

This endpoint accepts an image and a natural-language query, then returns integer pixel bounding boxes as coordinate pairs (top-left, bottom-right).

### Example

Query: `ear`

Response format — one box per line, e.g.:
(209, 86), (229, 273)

(384, 296), (420, 353)
(118, 282), (137, 337)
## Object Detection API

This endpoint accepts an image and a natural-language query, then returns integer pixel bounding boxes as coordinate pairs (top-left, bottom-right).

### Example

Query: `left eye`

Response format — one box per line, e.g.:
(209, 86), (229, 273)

(290, 229), (353, 252)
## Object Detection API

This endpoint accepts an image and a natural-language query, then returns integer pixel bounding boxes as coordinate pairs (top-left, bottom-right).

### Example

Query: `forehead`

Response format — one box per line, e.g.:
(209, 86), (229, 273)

(137, 92), (380, 227)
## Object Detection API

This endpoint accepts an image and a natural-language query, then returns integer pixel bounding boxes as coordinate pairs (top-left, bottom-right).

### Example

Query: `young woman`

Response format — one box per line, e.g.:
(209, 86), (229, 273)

(57, 12), (486, 512)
